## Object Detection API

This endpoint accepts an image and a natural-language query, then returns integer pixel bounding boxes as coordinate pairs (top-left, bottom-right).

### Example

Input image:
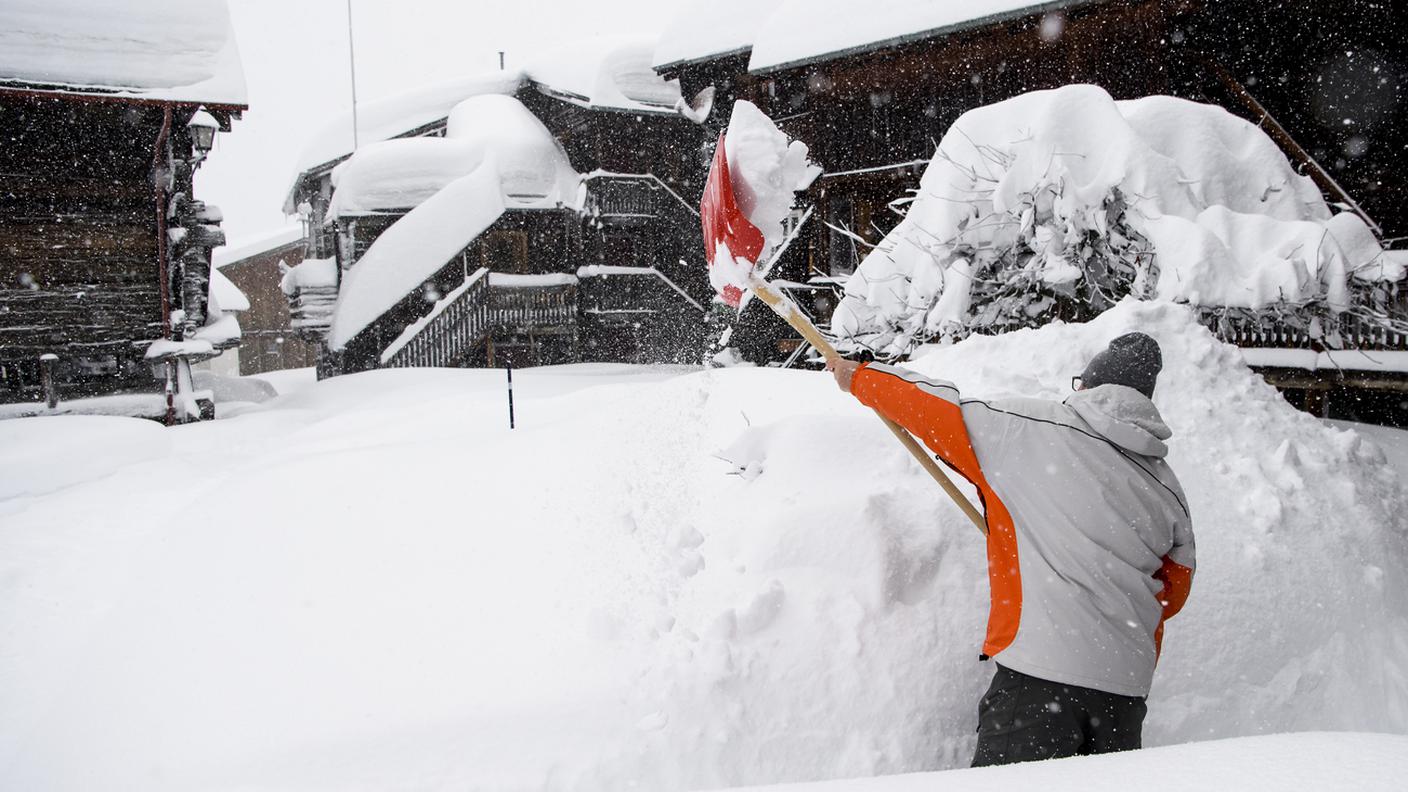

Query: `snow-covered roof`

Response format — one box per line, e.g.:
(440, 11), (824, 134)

(529, 41), (683, 114)
(750, 1), (1081, 72)
(213, 225), (304, 269)
(656, 0), (1087, 74)
(653, 0), (782, 70)
(0, 0), (247, 106)
(292, 71), (526, 178)
(328, 138), (487, 220)
(327, 165), (506, 349)
(444, 95), (581, 209)
(328, 94), (580, 220)
(290, 43), (683, 203)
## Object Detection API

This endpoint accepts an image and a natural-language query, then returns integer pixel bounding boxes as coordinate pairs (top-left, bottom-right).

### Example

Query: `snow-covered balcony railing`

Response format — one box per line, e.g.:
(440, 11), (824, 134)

(381, 268), (493, 368)
(576, 265), (705, 323)
(1199, 283), (1408, 357)
(487, 273), (579, 333)
(582, 172), (700, 224)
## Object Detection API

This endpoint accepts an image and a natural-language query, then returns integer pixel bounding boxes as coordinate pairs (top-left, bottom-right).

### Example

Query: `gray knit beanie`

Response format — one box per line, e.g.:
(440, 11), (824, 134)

(1080, 332), (1162, 398)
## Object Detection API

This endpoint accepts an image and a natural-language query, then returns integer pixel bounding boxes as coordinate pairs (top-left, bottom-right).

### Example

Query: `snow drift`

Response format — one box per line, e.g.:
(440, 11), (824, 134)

(1, 303), (1406, 790)
(831, 85), (1403, 356)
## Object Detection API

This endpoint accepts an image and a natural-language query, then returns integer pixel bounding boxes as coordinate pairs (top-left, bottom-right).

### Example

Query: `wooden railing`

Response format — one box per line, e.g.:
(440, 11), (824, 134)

(583, 173), (700, 224)
(1200, 305), (1408, 354)
(489, 281), (578, 333)
(381, 268), (492, 368)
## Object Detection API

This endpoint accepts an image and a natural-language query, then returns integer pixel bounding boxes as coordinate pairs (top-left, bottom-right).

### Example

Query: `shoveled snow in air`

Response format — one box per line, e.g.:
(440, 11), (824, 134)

(709, 101), (820, 302)
(831, 85), (1404, 356)
(2, 301), (1405, 790)
(0, 0), (246, 105)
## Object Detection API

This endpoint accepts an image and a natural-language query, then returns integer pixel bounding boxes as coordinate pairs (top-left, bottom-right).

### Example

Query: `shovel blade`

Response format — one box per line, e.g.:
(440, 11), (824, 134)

(700, 132), (765, 308)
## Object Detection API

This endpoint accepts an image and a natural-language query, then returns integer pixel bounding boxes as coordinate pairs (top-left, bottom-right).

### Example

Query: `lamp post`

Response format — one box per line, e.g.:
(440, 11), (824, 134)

(186, 107), (218, 163)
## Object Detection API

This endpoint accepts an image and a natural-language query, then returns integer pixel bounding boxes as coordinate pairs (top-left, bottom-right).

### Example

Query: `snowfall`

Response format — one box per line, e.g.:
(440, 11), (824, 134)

(2, 300), (1407, 791)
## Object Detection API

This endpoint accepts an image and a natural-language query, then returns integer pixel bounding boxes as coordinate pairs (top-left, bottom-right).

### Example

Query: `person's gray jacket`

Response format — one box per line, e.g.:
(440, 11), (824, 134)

(853, 362), (1195, 697)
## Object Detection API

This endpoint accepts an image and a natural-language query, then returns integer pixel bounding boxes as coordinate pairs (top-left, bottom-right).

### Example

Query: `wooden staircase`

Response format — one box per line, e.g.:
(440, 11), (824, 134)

(380, 268), (493, 368)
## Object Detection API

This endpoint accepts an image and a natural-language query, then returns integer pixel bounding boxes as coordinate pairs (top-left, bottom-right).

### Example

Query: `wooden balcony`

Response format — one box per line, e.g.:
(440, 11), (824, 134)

(582, 173), (700, 227)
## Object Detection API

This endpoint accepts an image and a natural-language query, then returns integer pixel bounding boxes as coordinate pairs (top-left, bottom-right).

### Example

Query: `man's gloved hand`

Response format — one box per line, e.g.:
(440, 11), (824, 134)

(825, 358), (862, 393)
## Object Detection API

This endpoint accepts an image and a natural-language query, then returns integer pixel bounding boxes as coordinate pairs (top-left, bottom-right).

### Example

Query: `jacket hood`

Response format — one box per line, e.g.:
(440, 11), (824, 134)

(1065, 384), (1172, 458)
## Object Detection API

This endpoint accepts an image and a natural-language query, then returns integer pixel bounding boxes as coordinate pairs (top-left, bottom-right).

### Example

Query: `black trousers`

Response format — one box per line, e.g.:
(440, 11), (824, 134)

(971, 664), (1147, 767)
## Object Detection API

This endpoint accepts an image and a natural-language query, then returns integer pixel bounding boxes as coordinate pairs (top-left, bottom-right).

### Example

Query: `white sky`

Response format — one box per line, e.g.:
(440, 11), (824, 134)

(197, 0), (686, 248)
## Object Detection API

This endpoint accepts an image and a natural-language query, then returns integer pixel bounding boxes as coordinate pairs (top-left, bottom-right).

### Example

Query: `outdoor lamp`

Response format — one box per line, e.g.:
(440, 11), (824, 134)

(187, 107), (219, 155)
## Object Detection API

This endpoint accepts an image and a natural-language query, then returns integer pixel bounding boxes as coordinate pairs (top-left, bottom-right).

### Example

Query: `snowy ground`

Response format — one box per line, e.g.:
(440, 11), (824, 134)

(2, 303), (1407, 791)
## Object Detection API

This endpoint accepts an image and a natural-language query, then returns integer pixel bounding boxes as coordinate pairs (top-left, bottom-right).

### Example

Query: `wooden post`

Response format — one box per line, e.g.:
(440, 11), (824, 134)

(39, 353), (58, 409)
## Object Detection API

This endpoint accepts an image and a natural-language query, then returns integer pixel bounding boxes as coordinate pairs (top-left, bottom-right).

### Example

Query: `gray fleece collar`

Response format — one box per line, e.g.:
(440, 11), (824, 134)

(1065, 384), (1172, 458)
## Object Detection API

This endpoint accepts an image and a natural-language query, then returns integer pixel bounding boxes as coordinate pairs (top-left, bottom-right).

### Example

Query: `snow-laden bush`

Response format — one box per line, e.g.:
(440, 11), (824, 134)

(831, 85), (1405, 357)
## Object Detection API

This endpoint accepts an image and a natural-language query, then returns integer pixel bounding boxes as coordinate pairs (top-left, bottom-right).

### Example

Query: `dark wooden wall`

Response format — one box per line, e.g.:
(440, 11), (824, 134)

(219, 241), (318, 376)
(0, 97), (166, 400)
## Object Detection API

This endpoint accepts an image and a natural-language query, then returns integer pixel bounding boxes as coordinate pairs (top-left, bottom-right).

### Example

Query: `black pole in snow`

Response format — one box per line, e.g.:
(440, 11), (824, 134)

(507, 362), (515, 429)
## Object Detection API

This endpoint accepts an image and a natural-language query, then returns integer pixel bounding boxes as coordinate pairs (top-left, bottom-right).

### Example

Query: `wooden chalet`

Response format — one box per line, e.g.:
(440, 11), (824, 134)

(211, 227), (316, 376)
(281, 48), (714, 377)
(655, 0), (1408, 425)
(0, 1), (247, 421)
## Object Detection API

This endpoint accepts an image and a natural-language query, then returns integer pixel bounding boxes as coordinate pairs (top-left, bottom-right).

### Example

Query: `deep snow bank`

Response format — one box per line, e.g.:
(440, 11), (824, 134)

(832, 85), (1403, 356)
(2, 308), (1407, 790)
(718, 732), (1408, 792)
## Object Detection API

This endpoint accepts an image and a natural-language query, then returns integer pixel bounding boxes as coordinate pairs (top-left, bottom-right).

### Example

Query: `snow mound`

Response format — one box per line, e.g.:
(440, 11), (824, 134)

(720, 732), (1408, 791)
(832, 85), (1399, 356)
(2, 309), (1406, 790)
(0, 416), (171, 500)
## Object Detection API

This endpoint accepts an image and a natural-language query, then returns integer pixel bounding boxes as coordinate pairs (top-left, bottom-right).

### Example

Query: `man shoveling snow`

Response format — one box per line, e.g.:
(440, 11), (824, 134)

(827, 334), (1195, 766)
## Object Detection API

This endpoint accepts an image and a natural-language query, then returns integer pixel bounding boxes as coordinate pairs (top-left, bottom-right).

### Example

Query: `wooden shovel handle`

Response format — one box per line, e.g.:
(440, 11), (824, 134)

(747, 277), (988, 535)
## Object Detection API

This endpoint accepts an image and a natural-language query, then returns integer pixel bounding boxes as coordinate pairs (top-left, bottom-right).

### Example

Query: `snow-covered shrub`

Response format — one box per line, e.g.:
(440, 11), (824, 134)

(831, 85), (1403, 357)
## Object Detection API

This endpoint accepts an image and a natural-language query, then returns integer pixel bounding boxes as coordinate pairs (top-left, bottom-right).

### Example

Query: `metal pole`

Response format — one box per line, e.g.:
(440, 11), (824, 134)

(498, 51), (505, 71)
(346, 0), (360, 151)
(506, 362), (516, 429)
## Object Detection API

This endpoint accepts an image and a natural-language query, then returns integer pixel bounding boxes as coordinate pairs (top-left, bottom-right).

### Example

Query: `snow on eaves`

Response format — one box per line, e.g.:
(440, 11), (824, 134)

(0, 0), (246, 106)
(290, 43), (682, 202)
(291, 71), (526, 180)
(748, 0), (1082, 73)
(530, 41), (683, 114)
(653, 0), (782, 70)
(213, 225), (304, 269)
(328, 94), (580, 220)
(327, 165), (506, 350)
(656, 1), (1095, 74)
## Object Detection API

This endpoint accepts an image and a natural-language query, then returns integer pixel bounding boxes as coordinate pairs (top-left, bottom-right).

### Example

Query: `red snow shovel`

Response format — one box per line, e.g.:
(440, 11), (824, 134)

(701, 134), (987, 535)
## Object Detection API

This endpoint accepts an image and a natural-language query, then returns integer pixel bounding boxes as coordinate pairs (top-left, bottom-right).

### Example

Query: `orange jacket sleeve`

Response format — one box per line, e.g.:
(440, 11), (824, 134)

(850, 362), (986, 485)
